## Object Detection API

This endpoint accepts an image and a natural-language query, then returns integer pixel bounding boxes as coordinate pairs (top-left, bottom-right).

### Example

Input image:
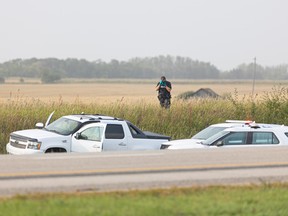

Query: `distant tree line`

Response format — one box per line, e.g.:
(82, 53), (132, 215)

(0, 56), (287, 83)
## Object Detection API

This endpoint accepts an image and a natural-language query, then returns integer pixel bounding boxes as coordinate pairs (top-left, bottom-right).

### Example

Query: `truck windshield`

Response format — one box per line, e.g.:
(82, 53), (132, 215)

(202, 131), (230, 145)
(45, 117), (81, 135)
(192, 126), (227, 140)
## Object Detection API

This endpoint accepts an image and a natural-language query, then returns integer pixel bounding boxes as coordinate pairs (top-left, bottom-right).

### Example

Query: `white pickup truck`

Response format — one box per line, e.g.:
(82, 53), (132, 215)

(6, 113), (171, 155)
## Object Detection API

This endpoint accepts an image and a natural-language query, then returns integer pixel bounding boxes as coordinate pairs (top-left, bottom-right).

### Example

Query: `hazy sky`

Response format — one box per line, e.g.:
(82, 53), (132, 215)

(0, 0), (287, 70)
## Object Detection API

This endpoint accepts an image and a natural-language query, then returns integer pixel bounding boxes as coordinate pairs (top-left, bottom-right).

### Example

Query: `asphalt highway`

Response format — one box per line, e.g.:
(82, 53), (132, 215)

(1, 146), (288, 196)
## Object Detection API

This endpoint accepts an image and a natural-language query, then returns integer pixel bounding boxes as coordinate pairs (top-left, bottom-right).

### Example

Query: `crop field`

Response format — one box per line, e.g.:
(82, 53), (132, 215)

(1, 79), (286, 104)
(0, 79), (288, 154)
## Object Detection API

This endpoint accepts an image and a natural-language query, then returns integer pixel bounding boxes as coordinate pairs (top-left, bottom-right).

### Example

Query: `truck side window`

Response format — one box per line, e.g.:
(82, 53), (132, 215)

(80, 126), (103, 141)
(219, 132), (247, 145)
(128, 123), (146, 138)
(105, 124), (125, 139)
(252, 132), (279, 144)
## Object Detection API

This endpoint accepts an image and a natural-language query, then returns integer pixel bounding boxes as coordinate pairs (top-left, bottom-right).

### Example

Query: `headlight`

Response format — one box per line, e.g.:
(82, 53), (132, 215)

(27, 140), (42, 150)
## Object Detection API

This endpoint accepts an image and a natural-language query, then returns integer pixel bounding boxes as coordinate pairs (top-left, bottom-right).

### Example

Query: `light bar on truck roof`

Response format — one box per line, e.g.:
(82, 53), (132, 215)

(225, 120), (254, 124)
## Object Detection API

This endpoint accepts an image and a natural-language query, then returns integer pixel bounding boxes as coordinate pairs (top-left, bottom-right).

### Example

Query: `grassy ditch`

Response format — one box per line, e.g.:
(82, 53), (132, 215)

(0, 184), (288, 216)
(1, 86), (288, 154)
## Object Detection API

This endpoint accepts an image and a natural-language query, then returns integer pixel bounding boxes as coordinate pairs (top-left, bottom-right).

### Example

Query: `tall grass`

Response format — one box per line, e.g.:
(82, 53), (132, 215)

(1, 86), (288, 154)
(1, 183), (288, 215)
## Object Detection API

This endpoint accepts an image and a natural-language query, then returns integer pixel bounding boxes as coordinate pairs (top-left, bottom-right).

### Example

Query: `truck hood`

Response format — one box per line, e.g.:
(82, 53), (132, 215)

(162, 138), (208, 150)
(162, 138), (202, 146)
(12, 129), (65, 140)
(168, 142), (209, 150)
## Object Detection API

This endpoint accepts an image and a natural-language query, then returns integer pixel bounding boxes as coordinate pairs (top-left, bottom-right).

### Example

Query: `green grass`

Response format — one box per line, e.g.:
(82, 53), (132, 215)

(0, 184), (288, 216)
(2, 86), (288, 154)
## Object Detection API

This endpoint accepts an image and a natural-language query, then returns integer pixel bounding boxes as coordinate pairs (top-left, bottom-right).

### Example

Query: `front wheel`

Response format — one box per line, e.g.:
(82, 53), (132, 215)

(45, 148), (67, 153)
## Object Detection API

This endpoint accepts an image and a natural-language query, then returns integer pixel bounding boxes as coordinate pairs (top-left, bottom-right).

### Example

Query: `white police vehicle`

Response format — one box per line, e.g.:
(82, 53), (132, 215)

(6, 112), (170, 155)
(161, 121), (287, 150)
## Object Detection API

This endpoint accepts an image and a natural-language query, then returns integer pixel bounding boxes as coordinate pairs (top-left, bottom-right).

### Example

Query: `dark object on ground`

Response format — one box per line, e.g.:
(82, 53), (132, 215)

(177, 88), (220, 99)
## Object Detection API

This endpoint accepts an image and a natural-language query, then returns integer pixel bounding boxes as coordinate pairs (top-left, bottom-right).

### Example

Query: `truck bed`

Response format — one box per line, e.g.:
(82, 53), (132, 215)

(143, 131), (171, 140)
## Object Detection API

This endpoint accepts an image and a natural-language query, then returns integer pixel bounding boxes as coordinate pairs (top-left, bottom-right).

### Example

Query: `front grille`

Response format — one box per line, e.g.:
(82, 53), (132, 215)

(9, 133), (33, 149)
(10, 140), (26, 149)
(10, 133), (30, 142)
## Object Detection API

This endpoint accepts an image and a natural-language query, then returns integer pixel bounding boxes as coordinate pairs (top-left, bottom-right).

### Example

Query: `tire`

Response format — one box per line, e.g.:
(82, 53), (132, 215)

(45, 148), (67, 153)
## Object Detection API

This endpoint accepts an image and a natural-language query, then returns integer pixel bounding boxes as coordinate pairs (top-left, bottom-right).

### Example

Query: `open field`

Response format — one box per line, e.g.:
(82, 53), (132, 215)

(1, 79), (288, 154)
(0, 79), (287, 104)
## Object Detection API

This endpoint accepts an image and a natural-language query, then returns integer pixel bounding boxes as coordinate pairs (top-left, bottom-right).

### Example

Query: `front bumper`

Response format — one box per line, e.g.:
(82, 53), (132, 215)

(6, 143), (43, 155)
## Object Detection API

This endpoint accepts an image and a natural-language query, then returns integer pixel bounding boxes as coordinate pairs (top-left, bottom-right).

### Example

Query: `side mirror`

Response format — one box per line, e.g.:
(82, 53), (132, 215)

(216, 140), (224, 147)
(75, 133), (80, 139)
(35, 122), (44, 129)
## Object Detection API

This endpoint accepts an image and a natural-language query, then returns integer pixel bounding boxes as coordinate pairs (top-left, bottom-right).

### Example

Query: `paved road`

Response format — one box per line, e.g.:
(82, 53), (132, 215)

(1, 146), (288, 196)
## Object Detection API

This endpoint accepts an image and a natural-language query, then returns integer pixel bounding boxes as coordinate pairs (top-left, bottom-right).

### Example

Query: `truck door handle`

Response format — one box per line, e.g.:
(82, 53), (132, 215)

(118, 143), (126, 146)
(93, 145), (100, 148)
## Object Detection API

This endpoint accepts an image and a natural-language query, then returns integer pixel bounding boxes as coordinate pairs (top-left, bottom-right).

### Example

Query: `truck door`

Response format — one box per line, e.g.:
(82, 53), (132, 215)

(102, 124), (128, 151)
(71, 123), (105, 152)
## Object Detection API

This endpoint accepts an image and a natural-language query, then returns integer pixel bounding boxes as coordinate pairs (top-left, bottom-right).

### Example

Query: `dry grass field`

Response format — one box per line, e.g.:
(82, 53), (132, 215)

(1, 78), (288, 154)
(1, 79), (286, 104)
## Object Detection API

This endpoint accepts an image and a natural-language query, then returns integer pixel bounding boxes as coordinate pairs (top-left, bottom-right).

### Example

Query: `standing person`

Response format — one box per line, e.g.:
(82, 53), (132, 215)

(155, 76), (172, 109)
